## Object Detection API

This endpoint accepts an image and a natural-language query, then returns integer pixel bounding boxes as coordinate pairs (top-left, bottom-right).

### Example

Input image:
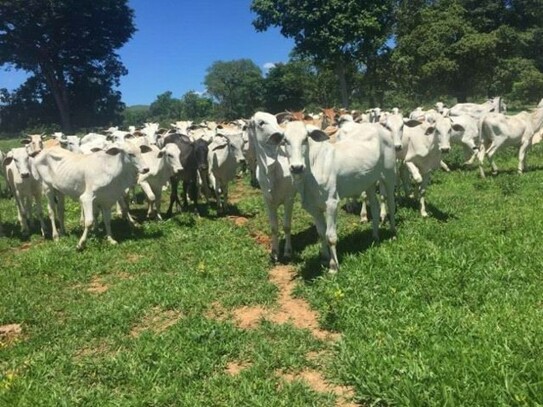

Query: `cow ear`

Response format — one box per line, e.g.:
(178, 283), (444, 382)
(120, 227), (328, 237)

(452, 123), (464, 132)
(157, 150), (165, 158)
(403, 119), (422, 127)
(212, 142), (229, 151)
(21, 139), (31, 145)
(267, 132), (284, 145)
(2, 156), (13, 166)
(424, 126), (435, 136)
(106, 134), (114, 141)
(105, 147), (121, 155)
(140, 145), (153, 153)
(90, 147), (103, 153)
(308, 129), (329, 142)
(125, 133), (135, 139)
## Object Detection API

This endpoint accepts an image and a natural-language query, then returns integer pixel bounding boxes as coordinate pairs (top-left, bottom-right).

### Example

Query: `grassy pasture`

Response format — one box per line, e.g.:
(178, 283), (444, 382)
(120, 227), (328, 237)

(1, 138), (543, 406)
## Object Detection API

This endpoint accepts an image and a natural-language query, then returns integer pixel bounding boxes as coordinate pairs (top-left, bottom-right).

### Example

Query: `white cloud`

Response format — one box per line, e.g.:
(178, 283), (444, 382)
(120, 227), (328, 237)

(263, 62), (276, 70)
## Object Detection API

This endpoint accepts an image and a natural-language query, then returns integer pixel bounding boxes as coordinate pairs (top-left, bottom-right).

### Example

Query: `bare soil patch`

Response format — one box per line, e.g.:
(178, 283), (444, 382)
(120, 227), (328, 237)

(0, 323), (23, 347)
(87, 276), (109, 294)
(276, 369), (357, 407)
(126, 253), (143, 263)
(225, 360), (252, 376)
(130, 307), (182, 338)
(227, 215), (249, 227)
(74, 341), (112, 359)
(232, 305), (268, 329)
(250, 231), (272, 248)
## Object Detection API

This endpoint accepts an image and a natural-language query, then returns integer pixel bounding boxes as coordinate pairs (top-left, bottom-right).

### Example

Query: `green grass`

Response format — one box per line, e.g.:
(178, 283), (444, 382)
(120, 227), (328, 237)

(1, 139), (543, 406)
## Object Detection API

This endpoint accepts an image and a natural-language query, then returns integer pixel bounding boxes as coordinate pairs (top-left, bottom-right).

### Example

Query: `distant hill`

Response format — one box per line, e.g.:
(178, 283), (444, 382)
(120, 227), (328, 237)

(124, 105), (150, 112)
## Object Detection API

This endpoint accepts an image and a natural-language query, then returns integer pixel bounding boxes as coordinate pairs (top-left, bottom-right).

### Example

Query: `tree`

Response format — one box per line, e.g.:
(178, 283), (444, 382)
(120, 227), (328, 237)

(204, 59), (264, 120)
(180, 91), (214, 122)
(0, 0), (135, 131)
(251, 0), (395, 108)
(148, 91), (183, 122)
(392, 0), (543, 104)
(263, 60), (315, 113)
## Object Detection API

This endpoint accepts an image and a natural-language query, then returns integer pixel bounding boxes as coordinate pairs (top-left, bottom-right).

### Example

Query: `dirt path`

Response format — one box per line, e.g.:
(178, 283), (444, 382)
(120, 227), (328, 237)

(220, 214), (358, 406)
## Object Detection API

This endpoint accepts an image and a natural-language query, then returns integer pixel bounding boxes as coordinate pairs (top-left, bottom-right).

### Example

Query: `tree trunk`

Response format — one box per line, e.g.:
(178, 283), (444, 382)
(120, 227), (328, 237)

(335, 61), (349, 109)
(40, 63), (72, 132)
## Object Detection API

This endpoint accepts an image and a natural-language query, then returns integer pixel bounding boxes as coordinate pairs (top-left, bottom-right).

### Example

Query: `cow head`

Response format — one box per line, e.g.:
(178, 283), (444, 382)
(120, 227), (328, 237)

(159, 143), (183, 174)
(108, 142), (150, 175)
(3, 147), (32, 179)
(194, 138), (210, 171)
(22, 134), (44, 157)
(281, 121), (328, 176)
(380, 113), (405, 151)
(248, 112), (285, 152)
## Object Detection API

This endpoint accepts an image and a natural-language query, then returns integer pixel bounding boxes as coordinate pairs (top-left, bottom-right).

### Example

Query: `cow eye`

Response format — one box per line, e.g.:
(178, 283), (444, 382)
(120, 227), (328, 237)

(129, 153), (135, 157)
(258, 120), (265, 127)
(168, 154), (173, 158)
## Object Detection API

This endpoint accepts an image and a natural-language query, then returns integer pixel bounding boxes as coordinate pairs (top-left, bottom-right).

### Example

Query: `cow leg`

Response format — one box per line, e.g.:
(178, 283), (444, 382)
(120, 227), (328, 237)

(57, 192), (66, 236)
(378, 182), (388, 224)
(102, 207), (118, 245)
(139, 181), (156, 218)
(12, 189), (29, 236)
(518, 140), (531, 174)
(166, 177), (180, 217)
(440, 160), (451, 172)
(190, 180), (199, 215)
(399, 163), (412, 197)
(312, 210), (329, 266)
(484, 142), (501, 175)
(264, 199), (280, 263)
(419, 173), (431, 218)
(324, 197), (340, 273)
(405, 162), (423, 184)
(154, 188), (163, 221)
(359, 191), (369, 223)
(44, 188), (59, 241)
(283, 197), (294, 260)
(33, 188), (46, 237)
(366, 187), (380, 242)
(77, 194), (94, 251)
(382, 175), (397, 237)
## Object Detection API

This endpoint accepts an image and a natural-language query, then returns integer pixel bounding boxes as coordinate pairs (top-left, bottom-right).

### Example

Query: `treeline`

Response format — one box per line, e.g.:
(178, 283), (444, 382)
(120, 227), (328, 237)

(1, 0), (542, 134)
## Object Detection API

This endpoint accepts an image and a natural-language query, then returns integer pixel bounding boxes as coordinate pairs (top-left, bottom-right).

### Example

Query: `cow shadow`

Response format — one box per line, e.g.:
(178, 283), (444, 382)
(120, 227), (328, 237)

(396, 196), (456, 223)
(299, 228), (397, 282)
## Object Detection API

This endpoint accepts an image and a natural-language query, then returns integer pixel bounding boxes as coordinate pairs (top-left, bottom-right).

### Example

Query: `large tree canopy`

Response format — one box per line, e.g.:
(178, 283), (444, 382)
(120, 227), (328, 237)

(204, 59), (264, 120)
(392, 0), (543, 104)
(0, 0), (135, 131)
(251, 0), (395, 107)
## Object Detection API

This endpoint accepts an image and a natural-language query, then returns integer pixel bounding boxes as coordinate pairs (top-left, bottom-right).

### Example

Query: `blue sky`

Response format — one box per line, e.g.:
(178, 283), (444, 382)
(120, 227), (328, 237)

(1, 0), (294, 106)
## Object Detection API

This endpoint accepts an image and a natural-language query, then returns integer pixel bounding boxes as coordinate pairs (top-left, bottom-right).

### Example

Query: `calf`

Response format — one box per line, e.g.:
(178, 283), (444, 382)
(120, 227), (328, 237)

(279, 120), (397, 272)
(397, 118), (451, 217)
(478, 99), (543, 177)
(2, 147), (46, 237)
(248, 112), (296, 262)
(138, 143), (183, 219)
(163, 133), (201, 216)
(207, 133), (244, 214)
(32, 143), (150, 250)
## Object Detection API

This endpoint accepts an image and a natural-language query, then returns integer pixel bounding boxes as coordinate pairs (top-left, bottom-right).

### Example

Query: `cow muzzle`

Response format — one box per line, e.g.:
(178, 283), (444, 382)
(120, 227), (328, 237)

(140, 167), (150, 174)
(21, 173), (30, 179)
(395, 144), (402, 152)
(440, 147), (450, 153)
(290, 164), (305, 175)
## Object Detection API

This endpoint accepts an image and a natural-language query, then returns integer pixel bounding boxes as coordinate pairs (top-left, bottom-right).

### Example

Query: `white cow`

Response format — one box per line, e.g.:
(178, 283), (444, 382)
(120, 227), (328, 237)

(279, 120), (397, 272)
(32, 143), (151, 250)
(138, 143), (183, 219)
(449, 96), (506, 119)
(439, 114), (480, 171)
(207, 132), (245, 214)
(478, 99), (543, 177)
(3, 147), (46, 236)
(397, 118), (451, 217)
(248, 112), (296, 262)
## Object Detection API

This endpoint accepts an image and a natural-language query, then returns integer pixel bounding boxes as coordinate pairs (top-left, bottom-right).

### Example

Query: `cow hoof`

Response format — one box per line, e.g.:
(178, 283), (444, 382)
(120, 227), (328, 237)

(328, 265), (338, 274)
(107, 237), (118, 245)
(76, 244), (85, 252)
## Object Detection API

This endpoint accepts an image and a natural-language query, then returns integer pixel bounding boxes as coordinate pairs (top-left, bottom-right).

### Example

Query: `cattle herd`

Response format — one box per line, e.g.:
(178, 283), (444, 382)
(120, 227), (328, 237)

(1, 96), (543, 272)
